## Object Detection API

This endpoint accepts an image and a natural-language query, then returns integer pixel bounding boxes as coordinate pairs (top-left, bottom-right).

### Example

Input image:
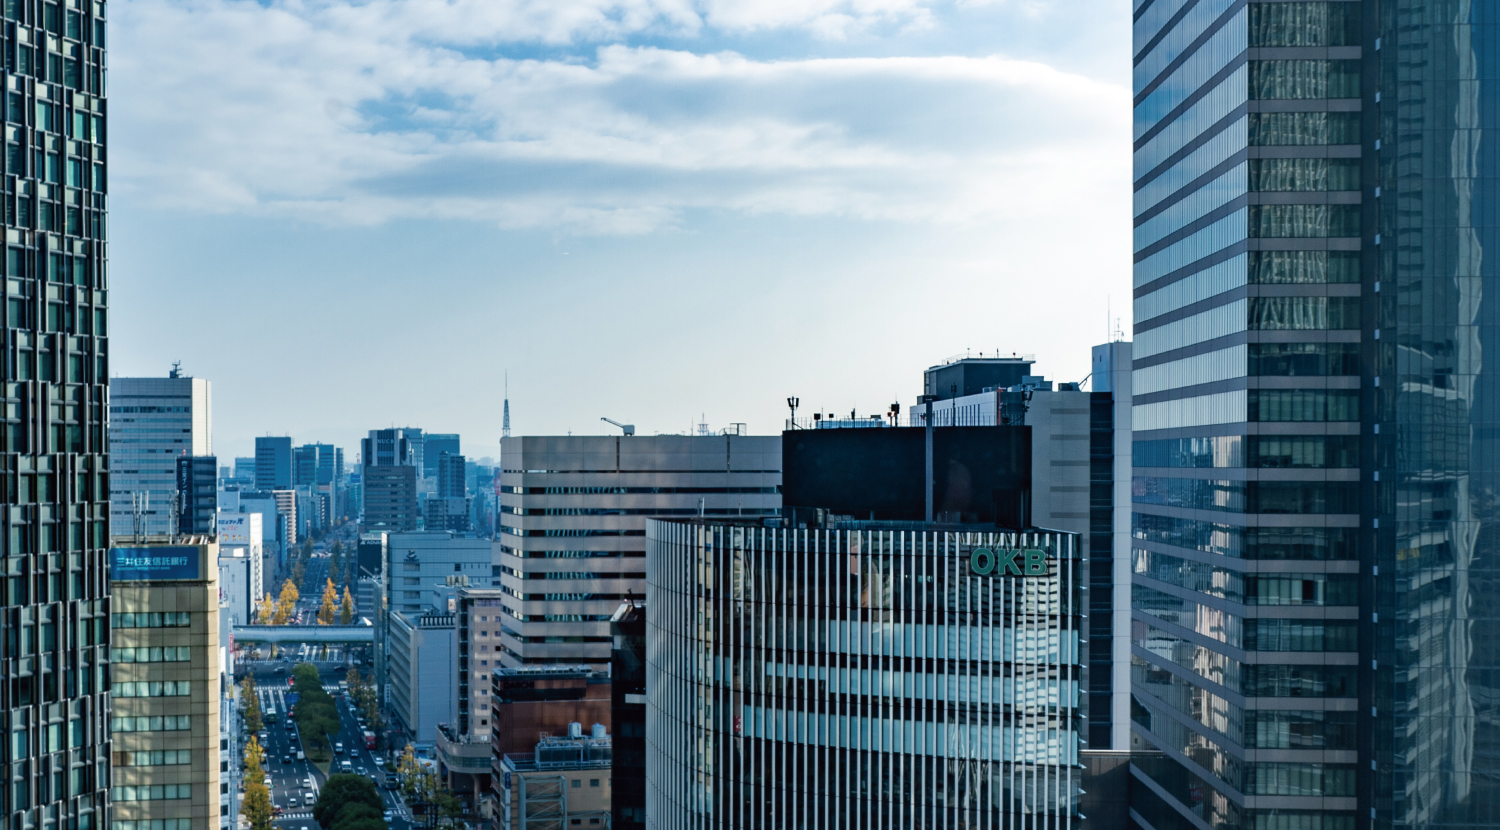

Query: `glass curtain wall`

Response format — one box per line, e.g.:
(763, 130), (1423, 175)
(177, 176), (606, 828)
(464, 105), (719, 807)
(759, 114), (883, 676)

(1374, 0), (1500, 827)
(1131, 1), (1364, 828)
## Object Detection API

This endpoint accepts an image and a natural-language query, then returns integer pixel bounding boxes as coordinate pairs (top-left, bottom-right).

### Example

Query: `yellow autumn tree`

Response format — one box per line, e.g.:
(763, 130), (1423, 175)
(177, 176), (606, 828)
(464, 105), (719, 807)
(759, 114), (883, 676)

(340, 586), (354, 625)
(317, 578), (337, 625)
(255, 592), (274, 625)
(274, 579), (300, 625)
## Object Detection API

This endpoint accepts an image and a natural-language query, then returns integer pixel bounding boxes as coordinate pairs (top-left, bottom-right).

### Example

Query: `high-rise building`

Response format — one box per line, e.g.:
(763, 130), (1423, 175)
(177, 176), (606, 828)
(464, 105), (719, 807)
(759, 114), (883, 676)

(609, 601), (646, 830)
(437, 452), (465, 499)
(387, 609), (456, 751)
(362, 429), (419, 532)
(271, 490), (297, 547)
(497, 434), (781, 668)
(646, 519), (1082, 827)
(174, 454), (217, 535)
(108, 538), (224, 830)
(253, 436), (292, 491)
(1088, 341), (1132, 753)
(1122, 4), (1454, 827)
(109, 374), (212, 536)
(425, 433), (460, 480)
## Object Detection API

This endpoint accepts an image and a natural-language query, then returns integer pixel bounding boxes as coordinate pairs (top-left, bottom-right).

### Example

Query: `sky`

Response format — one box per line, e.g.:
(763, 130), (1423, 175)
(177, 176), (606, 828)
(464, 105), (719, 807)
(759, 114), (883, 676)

(105, 0), (1134, 464)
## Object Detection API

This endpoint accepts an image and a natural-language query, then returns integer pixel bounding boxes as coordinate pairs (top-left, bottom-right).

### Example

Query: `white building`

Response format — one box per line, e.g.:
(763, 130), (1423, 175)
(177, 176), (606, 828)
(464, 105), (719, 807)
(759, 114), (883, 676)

(108, 372), (212, 536)
(217, 512), (265, 622)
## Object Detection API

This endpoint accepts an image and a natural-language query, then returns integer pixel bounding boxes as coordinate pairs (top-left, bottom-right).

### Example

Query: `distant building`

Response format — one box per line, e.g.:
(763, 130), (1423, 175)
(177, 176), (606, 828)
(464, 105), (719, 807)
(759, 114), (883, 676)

(363, 428), (420, 532)
(609, 601), (646, 830)
(109, 374), (212, 536)
(254, 436), (293, 491)
(495, 730), (612, 830)
(108, 538), (224, 829)
(217, 546), (257, 627)
(176, 455), (218, 534)
(272, 490), (298, 547)
(425, 433), (461, 479)
(232, 456), (256, 484)
(356, 532), (387, 578)
(436, 587), (510, 799)
(383, 531), (494, 615)
(216, 512), (265, 616)
(387, 609), (457, 750)
(497, 434), (780, 668)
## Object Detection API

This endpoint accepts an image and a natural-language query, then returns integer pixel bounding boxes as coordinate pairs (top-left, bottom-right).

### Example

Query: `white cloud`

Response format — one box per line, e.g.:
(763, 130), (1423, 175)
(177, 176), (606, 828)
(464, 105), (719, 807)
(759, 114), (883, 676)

(109, 0), (1129, 233)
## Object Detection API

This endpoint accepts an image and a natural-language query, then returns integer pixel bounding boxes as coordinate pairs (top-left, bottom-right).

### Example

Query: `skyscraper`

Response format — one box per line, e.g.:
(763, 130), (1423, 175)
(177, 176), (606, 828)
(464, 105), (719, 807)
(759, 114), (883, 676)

(362, 428), (419, 532)
(1126, 3), (1497, 828)
(108, 374), (211, 536)
(253, 436), (292, 491)
(3, 3), (111, 823)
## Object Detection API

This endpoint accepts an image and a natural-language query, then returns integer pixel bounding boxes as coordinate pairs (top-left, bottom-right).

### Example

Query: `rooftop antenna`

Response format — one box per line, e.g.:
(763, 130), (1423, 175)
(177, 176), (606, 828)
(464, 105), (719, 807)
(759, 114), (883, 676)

(502, 372), (511, 439)
(169, 361), (182, 379)
(601, 417), (635, 436)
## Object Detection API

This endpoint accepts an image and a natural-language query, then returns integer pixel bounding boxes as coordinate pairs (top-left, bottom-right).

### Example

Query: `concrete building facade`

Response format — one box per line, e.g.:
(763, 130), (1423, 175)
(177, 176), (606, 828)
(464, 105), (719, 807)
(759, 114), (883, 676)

(107, 539), (223, 830)
(497, 434), (780, 668)
(387, 609), (456, 750)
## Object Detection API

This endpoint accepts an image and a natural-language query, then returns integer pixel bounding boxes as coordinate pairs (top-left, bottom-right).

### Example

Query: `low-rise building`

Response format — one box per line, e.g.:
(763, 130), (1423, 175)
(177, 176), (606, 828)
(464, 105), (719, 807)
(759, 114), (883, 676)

(108, 537), (224, 829)
(387, 609), (456, 750)
(495, 729), (612, 830)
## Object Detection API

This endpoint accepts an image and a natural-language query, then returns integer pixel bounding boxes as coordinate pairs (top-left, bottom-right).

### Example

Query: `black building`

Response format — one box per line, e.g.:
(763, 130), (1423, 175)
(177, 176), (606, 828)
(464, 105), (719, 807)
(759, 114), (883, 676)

(781, 425), (1031, 525)
(0, 0), (112, 825)
(176, 454), (217, 534)
(610, 600), (646, 830)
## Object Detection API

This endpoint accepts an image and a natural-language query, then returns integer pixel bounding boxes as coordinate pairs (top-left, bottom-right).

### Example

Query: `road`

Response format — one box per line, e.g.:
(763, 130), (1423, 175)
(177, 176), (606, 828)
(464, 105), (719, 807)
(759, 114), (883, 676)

(248, 664), (411, 830)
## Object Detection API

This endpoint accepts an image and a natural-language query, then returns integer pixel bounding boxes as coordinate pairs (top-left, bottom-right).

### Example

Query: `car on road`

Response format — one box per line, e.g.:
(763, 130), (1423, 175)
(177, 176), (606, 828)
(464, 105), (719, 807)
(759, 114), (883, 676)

(373, 757), (385, 766)
(282, 756), (292, 765)
(382, 811), (392, 822)
(340, 760), (352, 773)
(303, 794), (315, 806)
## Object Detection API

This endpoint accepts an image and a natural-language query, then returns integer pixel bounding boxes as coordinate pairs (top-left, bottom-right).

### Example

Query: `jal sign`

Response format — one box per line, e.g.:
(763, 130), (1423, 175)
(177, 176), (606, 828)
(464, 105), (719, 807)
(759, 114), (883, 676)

(969, 547), (1049, 577)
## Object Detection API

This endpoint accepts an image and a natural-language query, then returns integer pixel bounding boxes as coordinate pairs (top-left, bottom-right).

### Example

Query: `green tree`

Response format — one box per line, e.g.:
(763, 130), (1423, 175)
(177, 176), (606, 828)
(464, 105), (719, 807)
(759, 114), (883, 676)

(291, 663), (343, 758)
(241, 736), (274, 830)
(313, 774), (383, 828)
(242, 676), (263, 733)
(340, 586), (355, 624)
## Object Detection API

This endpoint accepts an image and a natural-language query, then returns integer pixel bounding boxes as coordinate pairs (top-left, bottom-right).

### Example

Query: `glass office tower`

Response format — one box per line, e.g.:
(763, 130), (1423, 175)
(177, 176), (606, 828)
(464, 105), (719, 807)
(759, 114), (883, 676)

(0, 0), (111, 828)
(1133, 1), (1500, 829)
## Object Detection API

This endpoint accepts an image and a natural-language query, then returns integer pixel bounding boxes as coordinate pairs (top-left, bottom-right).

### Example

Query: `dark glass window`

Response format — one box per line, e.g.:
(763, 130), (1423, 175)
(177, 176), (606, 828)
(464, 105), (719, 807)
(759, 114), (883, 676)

(1244, 619), (1357, 651)
(1248, 435), (1360, 467)
(1250, 389), (1360, 421)
(1250, 296), (1360, 330)
(1249, 250), (1360, 283)
(1246, 481), (1358, 513)
(1249, 2), (1361, 46)
(1249, 158), (1360, 191)
(1250, 204), (1360, 237)
(1249, 342), (1360, 376)
(1250, 60), (1361, 99)
(1243, 664), (1357, 696)
(1246, 709), (1358, 748)
(1248, 112), (1361, 145)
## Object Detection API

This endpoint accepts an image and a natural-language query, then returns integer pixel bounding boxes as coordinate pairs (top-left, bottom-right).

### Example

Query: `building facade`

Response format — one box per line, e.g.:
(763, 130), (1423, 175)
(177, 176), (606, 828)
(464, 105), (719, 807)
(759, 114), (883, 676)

(609, 601), (646, 830)
(109, 374), (212, 536)
(253, 436), (292, 491)
(1124, 2), (1433, 827)
(0, 39), (117, 823)
(1088, 341), (1133, 752)
(646, 518), (1083, 828)
(174, 454), (216, 535)
(387, 609), (457, 749)
(383, 531), (494, 615)
(108, 539), (223, 829)
(363, 464), (417, 533)
(497, 435), (780, 668)
(495, 731), (612, 830)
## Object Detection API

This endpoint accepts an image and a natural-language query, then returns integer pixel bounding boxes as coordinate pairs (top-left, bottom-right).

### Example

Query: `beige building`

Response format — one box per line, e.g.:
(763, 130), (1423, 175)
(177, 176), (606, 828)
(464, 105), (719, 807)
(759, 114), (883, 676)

(496, 730), (611, 830)
(108, 538), (222, 829)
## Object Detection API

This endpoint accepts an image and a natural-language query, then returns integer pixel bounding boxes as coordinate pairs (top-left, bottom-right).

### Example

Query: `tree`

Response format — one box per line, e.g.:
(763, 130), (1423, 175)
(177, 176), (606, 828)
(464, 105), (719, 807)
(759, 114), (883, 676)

(255, 592), (275, 624)
(313, 774), (383, 828)
(291, 663), (342, 758)
(275, 579), (300, 625)
(241, 736), (274, 830)
(340, 586), (355, 624)
(318, 578), (338, 625)
(243, 676), (263, 733)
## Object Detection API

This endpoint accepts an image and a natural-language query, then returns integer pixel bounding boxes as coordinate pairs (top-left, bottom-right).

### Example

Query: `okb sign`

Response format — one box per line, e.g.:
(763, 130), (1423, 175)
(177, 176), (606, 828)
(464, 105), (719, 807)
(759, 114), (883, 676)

(969, 547), (1049, 577)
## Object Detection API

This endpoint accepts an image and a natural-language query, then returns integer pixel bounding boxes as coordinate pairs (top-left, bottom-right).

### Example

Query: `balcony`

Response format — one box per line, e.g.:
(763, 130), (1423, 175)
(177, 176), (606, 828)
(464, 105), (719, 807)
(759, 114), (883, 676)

(436, 723), (494, 772)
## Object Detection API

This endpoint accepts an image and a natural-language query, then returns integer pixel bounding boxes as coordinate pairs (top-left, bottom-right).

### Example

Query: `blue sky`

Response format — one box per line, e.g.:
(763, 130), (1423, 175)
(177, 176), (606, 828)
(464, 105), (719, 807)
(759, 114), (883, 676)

(107, 0), (1133, 463)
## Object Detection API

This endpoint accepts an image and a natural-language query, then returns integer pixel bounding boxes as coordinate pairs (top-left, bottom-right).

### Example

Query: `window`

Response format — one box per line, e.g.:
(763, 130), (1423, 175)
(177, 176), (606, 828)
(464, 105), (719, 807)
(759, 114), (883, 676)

(1249, 3), (1361, 47)
(1249, 390), (1360, 421)
(1249, 158), (1359, 191)
(111, 784), (192, 801)
(111, 612), (190, 628)
(1250, 204), (1360, 237)
(1248, 436), (1359, 468)
(1249, 297), (1360, 330)
(1249, 343), (1360, 376)
(113, 681), (192, 698)
(590, 779), (600, 787)
(1250, 251), (1359, 284)
(1250, 60), (1360, 99)
(110, 716), (191, 732)
(113, 647), (191, 663)
(116, 750), (191, 766)
(1248, 112), (1360, 145)
(572, 779), (580, 788)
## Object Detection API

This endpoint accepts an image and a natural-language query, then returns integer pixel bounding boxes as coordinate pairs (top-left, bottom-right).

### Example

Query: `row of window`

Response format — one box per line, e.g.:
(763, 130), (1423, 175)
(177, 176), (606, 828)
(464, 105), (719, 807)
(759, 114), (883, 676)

(1134, 476), (1358, 513)
(1134, 548), (1357, 605)
(1135, 434), (1360, 468)
(110, 784), (190, 802)
(1136, 619), (1358, 694)
(115, 750), (190, 766)
(111, 612), (190, 628)
(111, 823), (191, 830)
(112, 681), (191, 698)
(1250, 60), (1360, 100)
(112, 647), (191, 663)
(110, 716), (190, 733)
(1136, 585), (1358, 651)
(1133, 514), (1357, 560)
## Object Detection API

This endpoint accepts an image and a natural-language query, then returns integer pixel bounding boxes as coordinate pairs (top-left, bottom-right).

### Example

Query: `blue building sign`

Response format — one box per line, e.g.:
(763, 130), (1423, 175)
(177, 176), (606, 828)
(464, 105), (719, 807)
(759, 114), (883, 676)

(109, 546), (201, 581)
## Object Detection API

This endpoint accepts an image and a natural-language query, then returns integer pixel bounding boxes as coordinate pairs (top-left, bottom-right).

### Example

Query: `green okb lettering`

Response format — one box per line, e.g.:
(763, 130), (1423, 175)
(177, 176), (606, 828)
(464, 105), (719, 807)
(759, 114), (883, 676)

(968, 547), (1048, 577)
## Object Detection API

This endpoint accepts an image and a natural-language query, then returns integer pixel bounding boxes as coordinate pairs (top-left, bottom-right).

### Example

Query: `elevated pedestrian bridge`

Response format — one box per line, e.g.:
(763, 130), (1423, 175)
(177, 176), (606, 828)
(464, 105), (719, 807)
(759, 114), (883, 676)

(232, 624), (375, 644)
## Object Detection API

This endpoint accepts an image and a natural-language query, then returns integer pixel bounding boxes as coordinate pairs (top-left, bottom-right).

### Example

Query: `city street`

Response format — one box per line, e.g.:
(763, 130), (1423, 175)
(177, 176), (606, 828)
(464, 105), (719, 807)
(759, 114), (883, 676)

(248, 664), (411, 830)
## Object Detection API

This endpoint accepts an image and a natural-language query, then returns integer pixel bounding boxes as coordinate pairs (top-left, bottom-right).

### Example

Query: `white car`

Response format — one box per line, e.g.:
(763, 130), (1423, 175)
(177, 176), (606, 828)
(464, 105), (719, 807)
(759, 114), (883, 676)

(373, 757), (385, 766)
